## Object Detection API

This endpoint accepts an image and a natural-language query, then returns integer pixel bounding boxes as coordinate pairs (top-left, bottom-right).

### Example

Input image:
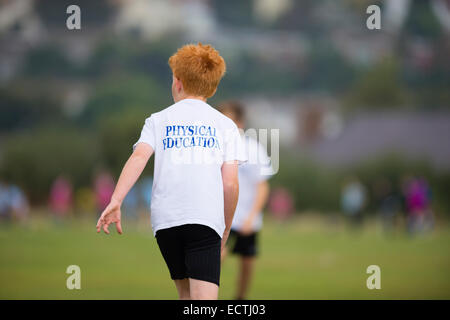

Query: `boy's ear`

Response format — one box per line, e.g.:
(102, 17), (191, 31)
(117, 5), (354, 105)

(175, 77), (183, 92)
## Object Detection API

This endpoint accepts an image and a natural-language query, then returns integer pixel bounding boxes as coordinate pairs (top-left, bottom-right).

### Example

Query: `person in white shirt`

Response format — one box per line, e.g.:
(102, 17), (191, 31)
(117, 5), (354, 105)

(219, 101), (273, 300)
(96, 43), (246, 300)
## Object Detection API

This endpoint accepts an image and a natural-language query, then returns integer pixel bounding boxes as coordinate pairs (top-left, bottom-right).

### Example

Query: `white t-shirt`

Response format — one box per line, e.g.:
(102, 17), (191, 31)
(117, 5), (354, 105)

(231, 135), (273, 232)
(133, 99), (247, 238)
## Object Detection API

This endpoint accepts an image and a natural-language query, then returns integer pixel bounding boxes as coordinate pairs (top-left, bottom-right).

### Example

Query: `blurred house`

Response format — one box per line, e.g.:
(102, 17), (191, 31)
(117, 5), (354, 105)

(242, 96), (300, 147)
(253, 0), (293, 24)
(242, 94), (450, 171)
(385, 0), (450, 33)
(114, 0), (216, 41)
(0, 0), (113, 81)
(241, 95), (341, 148)
(0, 0), (44, 82)
(308, 111), (450, 170)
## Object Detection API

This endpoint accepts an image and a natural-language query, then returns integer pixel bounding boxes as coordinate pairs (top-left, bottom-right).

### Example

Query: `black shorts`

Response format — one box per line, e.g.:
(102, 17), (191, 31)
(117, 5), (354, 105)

(227, 229), (259, 257)
(155, 224), (221, 286)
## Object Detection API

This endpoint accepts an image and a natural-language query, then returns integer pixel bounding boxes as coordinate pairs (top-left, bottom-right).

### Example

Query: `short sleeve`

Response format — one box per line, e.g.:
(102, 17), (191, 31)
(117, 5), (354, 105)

(223, 125), (247, 165)
(133, 116), (156, 151)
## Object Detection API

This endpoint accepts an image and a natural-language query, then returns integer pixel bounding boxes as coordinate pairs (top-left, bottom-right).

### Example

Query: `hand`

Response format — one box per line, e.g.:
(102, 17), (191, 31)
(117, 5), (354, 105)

(239, 218), (254, 236)
(96, 199), (123, 235)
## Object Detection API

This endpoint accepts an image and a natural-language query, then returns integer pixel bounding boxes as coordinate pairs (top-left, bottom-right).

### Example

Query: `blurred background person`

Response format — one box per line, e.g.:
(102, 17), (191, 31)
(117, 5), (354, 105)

(341, 177), (367, 229)
(8, 183), (30, 223)
(373, 177), (402, 234)
(267, 187), (294, 222)
(403, 176), (434, 234)
(0, 181), (28, 224)
(94, 170), (115, 214)
(48, 175), (73, 220)
(0, 180), (13, 224)
(219, 100), (273, 300)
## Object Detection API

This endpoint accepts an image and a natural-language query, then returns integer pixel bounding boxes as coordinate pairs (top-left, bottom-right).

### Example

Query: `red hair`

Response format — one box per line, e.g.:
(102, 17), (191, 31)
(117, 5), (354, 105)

(168, 43), (226, 98)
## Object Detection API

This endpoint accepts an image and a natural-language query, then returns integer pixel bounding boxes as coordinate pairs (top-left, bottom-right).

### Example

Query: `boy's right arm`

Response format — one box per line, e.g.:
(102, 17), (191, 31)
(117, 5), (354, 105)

(221, 160), (239, 251)
(96, 143), (154, 234)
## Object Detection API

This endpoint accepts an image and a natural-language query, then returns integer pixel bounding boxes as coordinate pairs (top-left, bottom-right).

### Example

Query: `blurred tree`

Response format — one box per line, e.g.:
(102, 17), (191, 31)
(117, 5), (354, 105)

(98, 111), (154, 178)
(85, 38), (177, 79)
(397, 0), (450, 109)
(402, 64), (450, 109)
(404, 0), (444, 39)
(78, 74), (170, 125)
(301, 42), (356, 93)
(271, 153), (341, 212)
(0, 127), (99, 203)
(0, 86), (64, 133)
(344, 58), (408, 110)
(212, 0), (254, 27)
(274, 0), (319, 33)
(214, 50), (301, 102)
(21, 45), (78, 77)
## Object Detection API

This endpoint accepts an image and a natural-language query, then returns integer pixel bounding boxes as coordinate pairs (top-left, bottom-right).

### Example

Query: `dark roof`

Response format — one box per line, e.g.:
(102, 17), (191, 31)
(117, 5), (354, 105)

(308, 111), (450, 170)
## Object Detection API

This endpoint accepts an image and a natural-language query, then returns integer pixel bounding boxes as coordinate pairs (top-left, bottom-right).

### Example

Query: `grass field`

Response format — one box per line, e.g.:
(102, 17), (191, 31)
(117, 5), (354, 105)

(1, 214), (449, 299)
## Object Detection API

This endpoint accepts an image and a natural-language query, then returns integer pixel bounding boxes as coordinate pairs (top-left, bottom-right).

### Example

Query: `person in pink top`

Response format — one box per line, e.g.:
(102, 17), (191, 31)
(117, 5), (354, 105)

(49, 176), (73, 217)
(94, 171), (115, 213)
(404, 176), (433, 234)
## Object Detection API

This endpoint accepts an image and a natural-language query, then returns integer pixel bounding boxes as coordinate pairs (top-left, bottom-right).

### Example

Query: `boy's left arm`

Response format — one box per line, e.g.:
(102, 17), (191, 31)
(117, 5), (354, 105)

(96, 143), (154, 235)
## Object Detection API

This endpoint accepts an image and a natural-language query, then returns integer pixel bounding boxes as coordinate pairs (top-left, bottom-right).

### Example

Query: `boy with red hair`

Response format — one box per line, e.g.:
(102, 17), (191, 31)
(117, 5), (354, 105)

(96, 43), (246, 300)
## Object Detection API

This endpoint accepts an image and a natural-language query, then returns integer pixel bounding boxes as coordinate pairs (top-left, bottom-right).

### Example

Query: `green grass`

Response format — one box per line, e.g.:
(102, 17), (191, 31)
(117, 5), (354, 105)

(0, 215), (449, 299)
